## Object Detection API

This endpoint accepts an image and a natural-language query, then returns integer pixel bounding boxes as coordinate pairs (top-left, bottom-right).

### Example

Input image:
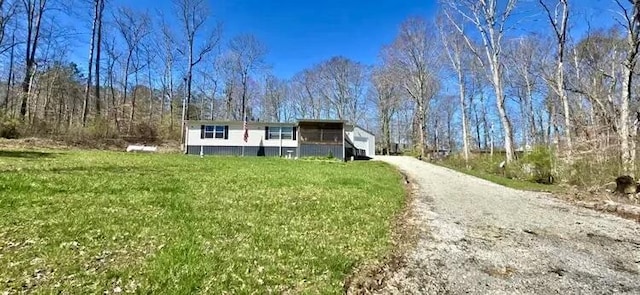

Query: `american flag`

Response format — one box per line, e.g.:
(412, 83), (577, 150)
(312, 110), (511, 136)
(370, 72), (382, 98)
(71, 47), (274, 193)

(243, 115), (249, 142)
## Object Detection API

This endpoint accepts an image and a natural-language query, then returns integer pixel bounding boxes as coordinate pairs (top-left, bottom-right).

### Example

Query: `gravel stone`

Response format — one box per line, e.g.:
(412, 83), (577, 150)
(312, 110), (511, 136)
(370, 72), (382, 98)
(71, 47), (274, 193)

(375, 156), (640, 294)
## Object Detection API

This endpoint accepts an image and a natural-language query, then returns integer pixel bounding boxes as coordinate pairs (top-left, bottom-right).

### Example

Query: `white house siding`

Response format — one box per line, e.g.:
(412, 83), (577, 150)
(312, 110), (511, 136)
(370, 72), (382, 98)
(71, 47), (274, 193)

(346, 126), (376, 157)
(186, 122), (298, 156)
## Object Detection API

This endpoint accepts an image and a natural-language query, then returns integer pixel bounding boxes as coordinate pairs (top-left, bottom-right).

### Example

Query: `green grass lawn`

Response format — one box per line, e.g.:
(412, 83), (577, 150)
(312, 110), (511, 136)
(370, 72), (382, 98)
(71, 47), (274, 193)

(0, 151), (405, 294)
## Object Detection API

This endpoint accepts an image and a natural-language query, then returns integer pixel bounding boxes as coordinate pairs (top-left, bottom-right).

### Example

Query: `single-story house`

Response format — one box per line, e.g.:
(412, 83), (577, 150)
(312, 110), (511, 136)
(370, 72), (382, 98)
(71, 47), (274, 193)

(184, 119), (375, 160)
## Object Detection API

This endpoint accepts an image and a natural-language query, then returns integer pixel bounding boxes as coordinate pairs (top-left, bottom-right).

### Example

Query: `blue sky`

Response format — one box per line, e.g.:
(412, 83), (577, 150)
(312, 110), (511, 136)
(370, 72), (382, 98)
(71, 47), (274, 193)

(92, 0), (619, 80)
(213, 0), (436, 78)
(111, 0), (437, 79)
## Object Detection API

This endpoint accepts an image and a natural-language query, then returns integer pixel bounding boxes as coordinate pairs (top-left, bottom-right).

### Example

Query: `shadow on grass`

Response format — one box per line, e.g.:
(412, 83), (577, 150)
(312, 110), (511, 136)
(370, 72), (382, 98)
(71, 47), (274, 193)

(0, 150), (59, 159)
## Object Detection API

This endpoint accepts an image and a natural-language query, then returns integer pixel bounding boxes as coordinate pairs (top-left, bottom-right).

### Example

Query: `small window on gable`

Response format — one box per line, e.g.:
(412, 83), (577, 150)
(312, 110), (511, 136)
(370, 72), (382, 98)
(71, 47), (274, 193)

(204, 125), (225, 139)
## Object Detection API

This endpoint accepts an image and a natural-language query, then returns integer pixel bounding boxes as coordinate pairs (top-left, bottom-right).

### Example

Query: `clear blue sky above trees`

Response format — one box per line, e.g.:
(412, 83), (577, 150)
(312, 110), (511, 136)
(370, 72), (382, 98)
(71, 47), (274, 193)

(102, 0), (615, 79)
(110, 0), (436, 78)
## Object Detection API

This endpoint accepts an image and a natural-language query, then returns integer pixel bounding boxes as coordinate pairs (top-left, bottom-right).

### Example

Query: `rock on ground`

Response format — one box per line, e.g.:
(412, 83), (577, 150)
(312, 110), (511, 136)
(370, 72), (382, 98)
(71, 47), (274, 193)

(375, 156), (640, 295)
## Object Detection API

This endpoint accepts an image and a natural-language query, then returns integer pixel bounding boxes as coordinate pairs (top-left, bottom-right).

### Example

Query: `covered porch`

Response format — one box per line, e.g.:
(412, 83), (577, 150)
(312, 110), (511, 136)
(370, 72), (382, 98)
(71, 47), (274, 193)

(297, 120), (345, 160)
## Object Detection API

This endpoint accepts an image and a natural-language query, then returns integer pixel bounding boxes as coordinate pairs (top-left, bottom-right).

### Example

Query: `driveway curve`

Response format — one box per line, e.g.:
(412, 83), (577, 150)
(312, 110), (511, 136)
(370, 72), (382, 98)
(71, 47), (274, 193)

(375, 156), (640, 294)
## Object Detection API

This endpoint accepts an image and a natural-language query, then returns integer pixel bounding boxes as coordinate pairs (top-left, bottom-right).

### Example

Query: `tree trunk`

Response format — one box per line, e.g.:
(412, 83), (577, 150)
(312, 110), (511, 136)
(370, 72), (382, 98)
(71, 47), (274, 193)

(3, 33), (14, 110)
(241, 71), (248, 119)
(186, 35), (194, 120)
(121, 53), (132, 122)
(20, 0), (45, 121)
(209, 80), (217, 120)
(491, 58), (515, 162)
(168, 69), (174, 132)
(417, 102), (426, 158)
(128, 72), (138, 133)
(95, 0), (104, 117)
(381, 108), (392, 155)
(558, 59), (572, 157)
(525, 78), (537, 145)
(620, 0), (640, 175)
(108, 66), (119, 131)
(147, 56), (153, 123)
(473, 100), (482, 150)
(21, 62), (38, 122)
(478, 84), (490, 151)
(458, 71), (470, 162)
(621, 65), (634, 175)
(83, 0), (99, 127)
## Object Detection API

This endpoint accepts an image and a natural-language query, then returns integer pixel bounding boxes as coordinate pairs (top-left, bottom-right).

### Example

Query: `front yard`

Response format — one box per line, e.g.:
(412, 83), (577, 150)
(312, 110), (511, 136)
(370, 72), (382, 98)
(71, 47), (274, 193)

(0, 151), (405, 294)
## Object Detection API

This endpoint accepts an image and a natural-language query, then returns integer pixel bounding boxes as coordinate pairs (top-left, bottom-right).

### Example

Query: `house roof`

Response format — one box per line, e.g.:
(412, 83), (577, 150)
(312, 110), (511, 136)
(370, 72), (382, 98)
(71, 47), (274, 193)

(296, 119), (347, 123)
(187, 118), (349, 126)
(346, 124), (375, 137)
(185, 120), (295, 126)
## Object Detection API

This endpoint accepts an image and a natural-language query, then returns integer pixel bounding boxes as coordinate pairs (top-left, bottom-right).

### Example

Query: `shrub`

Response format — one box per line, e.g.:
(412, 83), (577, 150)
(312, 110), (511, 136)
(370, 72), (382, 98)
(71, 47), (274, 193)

(566, 155), (622, 187)
(87, 118), (118, 140)
(403, 148), (422, 158)
(0, 118), (21, 139)
(441, 148), (558, 184)
(130, 122), (159, 144)
(27, 118), (55, 137)
(440, 153), (504, 173)
(58, 119), (126, 149)
(518, 146), (555, 183)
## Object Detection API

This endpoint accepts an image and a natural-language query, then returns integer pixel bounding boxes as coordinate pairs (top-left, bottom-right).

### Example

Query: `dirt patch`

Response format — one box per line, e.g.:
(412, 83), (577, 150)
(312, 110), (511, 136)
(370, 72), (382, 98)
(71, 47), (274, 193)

(343, 171), (420, 294)
(484, 265), (517, 278)
(559, 185), (638, 204)
(0, 138), (181, 153)
(556, 187), (640, 222)
(0, 137), (75, 150)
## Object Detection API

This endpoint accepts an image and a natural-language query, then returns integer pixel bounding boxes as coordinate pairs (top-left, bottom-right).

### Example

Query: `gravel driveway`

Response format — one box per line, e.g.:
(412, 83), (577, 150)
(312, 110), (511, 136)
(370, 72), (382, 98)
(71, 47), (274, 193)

(375, 156), (640, 294)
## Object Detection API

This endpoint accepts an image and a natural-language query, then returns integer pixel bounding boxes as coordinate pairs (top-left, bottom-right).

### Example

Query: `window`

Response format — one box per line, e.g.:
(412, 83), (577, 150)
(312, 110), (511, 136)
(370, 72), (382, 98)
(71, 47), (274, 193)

(267, 126), (295, 140)
(204, 125), (225, 139)
(281, 127), (293, 140)
(268, 127), (281, 140)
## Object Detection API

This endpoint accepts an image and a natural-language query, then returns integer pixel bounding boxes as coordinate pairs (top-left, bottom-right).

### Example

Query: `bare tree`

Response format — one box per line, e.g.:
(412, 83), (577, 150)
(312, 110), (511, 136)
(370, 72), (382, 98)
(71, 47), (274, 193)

(443, 0), (518, 163)
(114, 7), (150, 132)
(0, 0), (18, 55)
(82, 0), (102, 126)
(219, 52), (237, 119)
(505, 36), (546, 148)
(315, 56), (367, 123)
(174, 0), (220, 121)
(438, 14), (471, 163)
(615, 0), (640, 174)
(102, 34), (123, 130)
(228, 34), (267, 119)
(371, 64), (400, 155)
(20, 0), (48, 120)
(157, 14), (177, 128)
(3, 31), (15, 110)
(383, 17), (440, 158)
(539, 0), (572, 159)
(289, 69), (323, 119)
(263, 73), (287, 122)
(201, 58), (221, 120)
(94, 0), (104, 117)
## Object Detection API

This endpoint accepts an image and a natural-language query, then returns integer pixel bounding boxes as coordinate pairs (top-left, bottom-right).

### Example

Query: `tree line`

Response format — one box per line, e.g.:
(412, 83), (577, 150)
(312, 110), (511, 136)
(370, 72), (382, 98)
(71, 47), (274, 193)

(0, 0), (639, 177)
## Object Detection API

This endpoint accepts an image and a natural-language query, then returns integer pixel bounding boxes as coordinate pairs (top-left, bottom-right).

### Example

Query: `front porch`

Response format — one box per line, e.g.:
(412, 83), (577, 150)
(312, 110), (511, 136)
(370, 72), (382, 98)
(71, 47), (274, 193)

(297, 120), (345, 160)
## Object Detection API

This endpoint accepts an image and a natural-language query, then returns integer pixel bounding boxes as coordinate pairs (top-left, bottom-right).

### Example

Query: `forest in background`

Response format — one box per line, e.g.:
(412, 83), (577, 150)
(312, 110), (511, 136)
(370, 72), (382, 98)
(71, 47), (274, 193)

(0, 0), (639, 186)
